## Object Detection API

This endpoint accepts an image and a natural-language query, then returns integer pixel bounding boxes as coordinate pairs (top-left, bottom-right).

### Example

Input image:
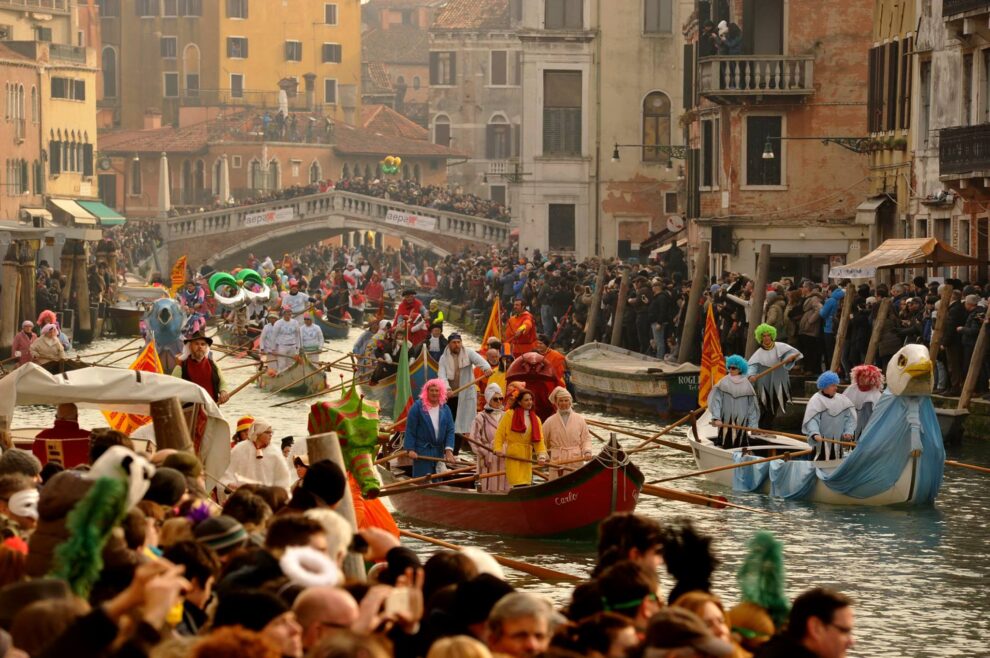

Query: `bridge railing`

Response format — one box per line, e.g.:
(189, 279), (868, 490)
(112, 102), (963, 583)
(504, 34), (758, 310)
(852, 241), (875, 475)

(162, 190), (511, 246)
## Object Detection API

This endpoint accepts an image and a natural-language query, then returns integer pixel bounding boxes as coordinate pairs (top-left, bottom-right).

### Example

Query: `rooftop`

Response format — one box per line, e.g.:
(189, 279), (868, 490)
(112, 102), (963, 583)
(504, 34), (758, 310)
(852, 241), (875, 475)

(334, 121), (463, 158)
(363, 25), (429, 64)
(433, 0), (511, 30)
(361, 104), (428, 141)
(362, 62), (395, 95)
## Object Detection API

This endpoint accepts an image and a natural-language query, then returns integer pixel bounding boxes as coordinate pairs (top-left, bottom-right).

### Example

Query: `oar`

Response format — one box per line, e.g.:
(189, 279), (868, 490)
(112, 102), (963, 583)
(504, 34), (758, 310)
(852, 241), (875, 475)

(378, 465), (476, 491)
(587, 423), (692, 454)
(378, 473), (485, 497)
(945, 460), (990, 475)
(399, 529), (581, 582)
(271, 376), (368, 408)
(375, 449), (408, 466)
(749, 357), (796, 382)
(268, 361), (329, 396)
(648, 448), (815, 484)
(224, 368), (267, 400)
(718, 423), (857, 448)
(640, 484), (772, 515)
(447, 373), (489, 398)
(629, 409), (702, 453)
(87, 344), (142, 362)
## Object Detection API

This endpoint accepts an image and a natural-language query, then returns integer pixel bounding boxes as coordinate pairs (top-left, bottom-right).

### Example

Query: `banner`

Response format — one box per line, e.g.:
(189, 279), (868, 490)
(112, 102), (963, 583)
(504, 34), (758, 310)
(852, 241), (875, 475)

(244, 207), (294, 228)
(384, 209), (438, 232)
(697, 304), (726, 409)
(481, 297), (502, 353)
(169, 256), (187, 295)
(102, 340), (163, 435)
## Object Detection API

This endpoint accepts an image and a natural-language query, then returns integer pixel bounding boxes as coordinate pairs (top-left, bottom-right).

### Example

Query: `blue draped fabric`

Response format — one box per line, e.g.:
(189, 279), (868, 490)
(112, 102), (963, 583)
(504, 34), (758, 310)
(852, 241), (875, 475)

(732, 453), (769, 491)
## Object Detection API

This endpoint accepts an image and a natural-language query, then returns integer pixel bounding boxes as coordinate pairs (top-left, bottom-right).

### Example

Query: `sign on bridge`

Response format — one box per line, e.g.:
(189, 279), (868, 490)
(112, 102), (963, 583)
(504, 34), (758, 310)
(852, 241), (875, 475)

(244, 207), (294, 228)
(384, 209), (438, 232)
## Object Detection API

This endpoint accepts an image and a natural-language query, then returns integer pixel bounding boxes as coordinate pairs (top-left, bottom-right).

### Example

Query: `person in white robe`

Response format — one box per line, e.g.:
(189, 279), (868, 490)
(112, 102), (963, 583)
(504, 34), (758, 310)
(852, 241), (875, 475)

(843, 364), (885, 438)
(272, 308), (302, 373)
(281, 279), (309, 315)
(748, 323), (802, 428)
(259, 312), (279, 369)
(299, 314), (324, 354)
(708, 354), (760, 448)
(801, 371), (857, 461)
(470, 383), (509, 493)
(542, 387), (592, 479)
(437, 333), (492, 439)
(220, 420), (294, 492)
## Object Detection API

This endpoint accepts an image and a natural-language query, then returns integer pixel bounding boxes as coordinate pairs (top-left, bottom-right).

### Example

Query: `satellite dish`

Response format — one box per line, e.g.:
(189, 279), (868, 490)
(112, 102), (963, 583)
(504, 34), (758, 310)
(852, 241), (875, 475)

(666, 215), (684, 233)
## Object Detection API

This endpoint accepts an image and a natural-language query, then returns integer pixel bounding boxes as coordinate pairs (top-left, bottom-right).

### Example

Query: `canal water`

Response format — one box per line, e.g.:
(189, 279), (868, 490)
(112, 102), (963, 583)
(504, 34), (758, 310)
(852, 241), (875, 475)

(14, 324), (990, 657)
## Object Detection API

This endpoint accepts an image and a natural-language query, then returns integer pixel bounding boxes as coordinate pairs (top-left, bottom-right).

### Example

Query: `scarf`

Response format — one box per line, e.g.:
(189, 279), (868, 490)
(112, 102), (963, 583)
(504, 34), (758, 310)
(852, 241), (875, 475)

(440, 347), (471, 386)
(511, 407), (542, 443)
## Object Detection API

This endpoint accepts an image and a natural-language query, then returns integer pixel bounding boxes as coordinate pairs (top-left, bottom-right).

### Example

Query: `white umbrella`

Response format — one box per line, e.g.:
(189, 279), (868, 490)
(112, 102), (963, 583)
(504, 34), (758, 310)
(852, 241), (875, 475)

(278, 89), (289, 117)
(158, 151), (171, 217)
(220, 154), (232, 204)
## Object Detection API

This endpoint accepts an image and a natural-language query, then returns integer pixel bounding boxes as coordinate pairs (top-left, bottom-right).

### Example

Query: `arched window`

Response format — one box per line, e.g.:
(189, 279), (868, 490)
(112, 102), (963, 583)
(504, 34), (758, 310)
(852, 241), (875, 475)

(364, 164), (372, 179)
(402, 164), (410, 180)
(16, 84), (24, 121)
(341, 163), (350, 179)
(433, 114), (450, 147)
(181, 160), (193, 203)
(413, 76), (421, 90)
(195, 159), (205, 200)
(183, 44), (200, 97)
(249, 159), (265, 191)
(642, 91), (671, 163)
(102, 46), (118, 98)
(486, 114), (510, 159)
(212, 158), (222, 195)
(413, 164), (421, 183)
(31, 86), (38, 123)
(310, 160), (322, 183)
(268, 159), (281, 190)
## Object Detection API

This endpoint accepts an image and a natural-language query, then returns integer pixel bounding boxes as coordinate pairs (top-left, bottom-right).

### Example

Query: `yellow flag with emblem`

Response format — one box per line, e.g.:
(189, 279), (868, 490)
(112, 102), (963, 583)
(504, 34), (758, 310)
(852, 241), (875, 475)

(169, 256), (187, 295)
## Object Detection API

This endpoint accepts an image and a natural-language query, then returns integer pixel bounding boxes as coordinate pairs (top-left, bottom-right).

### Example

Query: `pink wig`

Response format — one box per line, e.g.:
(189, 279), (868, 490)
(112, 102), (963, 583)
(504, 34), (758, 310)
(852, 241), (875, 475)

(37, 309), (58, 327)
(850, 364), (884, 391)
(420, 377), (449, 409)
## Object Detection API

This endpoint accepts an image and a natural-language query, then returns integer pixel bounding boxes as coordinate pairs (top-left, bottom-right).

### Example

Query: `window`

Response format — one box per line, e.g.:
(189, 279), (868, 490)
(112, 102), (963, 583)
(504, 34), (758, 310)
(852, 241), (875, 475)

(920, 61), (931, 146)
(434, 115), (450, 147)
(310, 160), (322, 183)
(325, 3), (338, 25)
(642, 91), (671, 163)
(323, 79), (337, 104)
(163, 72), (179, 98)
(249, 159), (265, 190)
(545, 0), (583, 29)
(230, 73), (244, 98)
(285, 41), (302, 62)
(963, 53), (974, 126)
(486, 116), (511, 159)
(98, 0), (120, 17)
(227, 0), (248, 19)
(960, 218), (971, 255)
(491, 50), (508, 86)
(35, 26), (52, 41)
(490, 184), (506, 206)
(899, 36), (913, 129)
(543, 70), (582, 156)
(549, 204), (576, 251)
(430, 52), (456, 86)
(163, 0), (177, 16)
(180, 0), (202, 16)
(30, 86), (38, 123)
(322, 43), (342, 63)
(51, 77), (86, 101)
(227, 37), (248, 59)
(136, 0), (157, 17)
(886, 41), (899, 130)
(102, 47), (117, 98)
(161, 36), (177, 58)
(130, 158), (142, 195)
(186, 74), (199, 96)
(183, 44), (200, 97)
(232, 155), (242, 168)
(745, 115), (781, 186)
(700, 117), (719, 188)
(665, 192), (678, 213)
(984, 49), (990, 123)
(644, 0), (672, 33)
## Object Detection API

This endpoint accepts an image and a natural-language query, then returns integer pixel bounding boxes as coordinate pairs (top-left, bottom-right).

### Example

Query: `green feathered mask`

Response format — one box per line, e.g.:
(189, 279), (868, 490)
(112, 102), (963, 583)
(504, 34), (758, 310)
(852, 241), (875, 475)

(736, 531), (790, 628)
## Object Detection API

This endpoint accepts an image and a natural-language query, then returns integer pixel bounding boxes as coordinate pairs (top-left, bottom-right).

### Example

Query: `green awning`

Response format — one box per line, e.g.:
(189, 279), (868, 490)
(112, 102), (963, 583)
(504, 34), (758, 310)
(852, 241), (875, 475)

(77, 201), (126, 226)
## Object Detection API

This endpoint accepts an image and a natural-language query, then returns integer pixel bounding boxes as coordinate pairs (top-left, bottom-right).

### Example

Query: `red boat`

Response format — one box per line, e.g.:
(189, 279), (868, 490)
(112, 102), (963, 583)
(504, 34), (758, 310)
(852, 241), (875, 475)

(379, 438), (644, 538)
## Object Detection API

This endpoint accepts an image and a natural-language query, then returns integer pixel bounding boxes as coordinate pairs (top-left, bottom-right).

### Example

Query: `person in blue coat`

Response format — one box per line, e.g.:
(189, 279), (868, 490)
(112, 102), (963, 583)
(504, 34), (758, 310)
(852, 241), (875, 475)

(403, 377), (456, 477)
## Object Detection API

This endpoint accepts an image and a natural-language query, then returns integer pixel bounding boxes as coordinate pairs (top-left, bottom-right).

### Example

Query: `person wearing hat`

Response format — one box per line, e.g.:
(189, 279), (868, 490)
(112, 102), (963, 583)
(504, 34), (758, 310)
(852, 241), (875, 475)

(542, 387), (591, 479)
(393, 289), (429, 347)
(747, 324), (801, 428)
(29, 323), (66, 369)
(271, 307), (303, 374)
(220, 419), (293, 492)
(404, 378), (457, 478)
(506, 299), (537, 356)
(844, 365), (884, 438)
(281, 278), (309, 315)
(233, 416), (255, 445)
(11, 321), (36, 367)
(259, 311), (279, 370)
(802, 371), (856, 461)
(32, 403), (91, 467)
(300, 314), (323, 354)
(172, 331), (230, 404)
(438, 333), (492, 448)
(709, 355), (760, 449)
(471, 383), (509, 493)
(193, 515), (249, 559)
(429, 298), (444, 328)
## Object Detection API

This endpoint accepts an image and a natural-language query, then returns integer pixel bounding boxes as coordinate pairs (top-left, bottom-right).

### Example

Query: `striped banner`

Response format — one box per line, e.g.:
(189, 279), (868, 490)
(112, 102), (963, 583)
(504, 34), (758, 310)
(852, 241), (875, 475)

(102, 340), (163, 434)
(697, 304), (726, 409)
(169, 256), (187, 296)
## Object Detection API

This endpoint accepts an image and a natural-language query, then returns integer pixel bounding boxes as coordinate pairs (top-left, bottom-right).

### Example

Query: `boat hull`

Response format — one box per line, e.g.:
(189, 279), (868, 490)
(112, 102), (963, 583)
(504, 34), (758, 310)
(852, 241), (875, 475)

(380, 445), (644, 538)
(314, 316), (349, 340)
(359, 351), (437, 417)
(258, 358), (327, 396)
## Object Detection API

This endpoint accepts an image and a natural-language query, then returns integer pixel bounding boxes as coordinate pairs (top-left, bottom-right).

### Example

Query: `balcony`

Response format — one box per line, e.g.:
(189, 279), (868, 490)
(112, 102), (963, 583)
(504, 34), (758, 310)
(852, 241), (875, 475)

(944, 1), (990, 37)
(944, 0), (989, 18)
(0, 0), (68, 13)
(939, 124), (990, 198)
(698, 55), (814, 104)
(49, 43), (86, 64)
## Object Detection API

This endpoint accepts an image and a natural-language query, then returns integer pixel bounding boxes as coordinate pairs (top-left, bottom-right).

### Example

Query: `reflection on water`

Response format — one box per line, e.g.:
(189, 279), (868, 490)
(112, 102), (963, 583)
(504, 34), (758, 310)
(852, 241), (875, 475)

(14, 325), (990, 657)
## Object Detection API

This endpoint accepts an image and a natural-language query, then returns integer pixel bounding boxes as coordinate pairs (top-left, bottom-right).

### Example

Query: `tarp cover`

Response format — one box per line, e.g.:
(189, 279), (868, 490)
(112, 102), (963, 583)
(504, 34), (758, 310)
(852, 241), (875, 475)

(829, 237), (984, 279)
(0, 364), (230, 480)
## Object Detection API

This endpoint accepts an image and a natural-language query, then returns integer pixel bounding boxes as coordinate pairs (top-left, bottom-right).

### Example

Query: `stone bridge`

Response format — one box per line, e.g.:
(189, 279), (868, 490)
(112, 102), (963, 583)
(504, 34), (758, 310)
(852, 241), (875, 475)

(161, 190), (510, 269)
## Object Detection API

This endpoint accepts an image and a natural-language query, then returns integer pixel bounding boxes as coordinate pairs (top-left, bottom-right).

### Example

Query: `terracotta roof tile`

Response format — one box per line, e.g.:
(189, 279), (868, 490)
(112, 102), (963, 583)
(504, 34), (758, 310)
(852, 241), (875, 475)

(362, 26), (429, 64)
(97, 122), (209, 154)
(361, 104), (428, 141)
(366, 0), (444, 7)
(334, 122), (465, 158)
(362, 62), (394, 94)
(433, 0), (510, 30)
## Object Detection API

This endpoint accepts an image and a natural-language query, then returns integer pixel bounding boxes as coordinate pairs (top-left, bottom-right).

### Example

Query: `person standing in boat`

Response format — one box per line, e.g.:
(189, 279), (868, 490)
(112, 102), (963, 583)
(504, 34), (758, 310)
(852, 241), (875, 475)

(282, 279), (309, 316)
(393, 289), (429, 348)
(494, 388), (549, 487)
(259, 311), (279, 370)
(403, 378), (457, 478)
(272, 307), (303, 374)
(471, 383), (509, 493)
(172, 331), (230, 405)
(299, 314), (324, 355)
(542, 387), (591, 479)
(747, 323), (802, 428)
(708, 355), (760, 448)
(801, 371), (856, 461)
(843, 364), (884, 438)
(506, 299), (537, 356)
(438, 333), (493, 453)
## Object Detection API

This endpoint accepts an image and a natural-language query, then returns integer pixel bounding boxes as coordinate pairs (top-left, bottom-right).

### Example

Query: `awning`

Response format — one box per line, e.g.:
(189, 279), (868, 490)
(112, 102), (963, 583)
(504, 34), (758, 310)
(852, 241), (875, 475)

(77, 201), (125, 226)
(854, 196), (890, 225)
(829, 238), (984, 279)
(650, 238), (688, 258)
(18, 207), (53, 224)
(48, 199), (97, 225)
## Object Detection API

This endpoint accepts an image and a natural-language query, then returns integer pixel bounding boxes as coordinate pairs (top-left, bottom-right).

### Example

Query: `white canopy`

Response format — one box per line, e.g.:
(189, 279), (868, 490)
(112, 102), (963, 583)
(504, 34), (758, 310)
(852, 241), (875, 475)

(0, 364), (230, 479)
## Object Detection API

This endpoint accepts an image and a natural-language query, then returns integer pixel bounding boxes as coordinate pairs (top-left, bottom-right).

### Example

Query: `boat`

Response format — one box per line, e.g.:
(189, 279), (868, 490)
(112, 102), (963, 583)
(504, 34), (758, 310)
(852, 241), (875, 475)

(215, 322), (260, 352)
(258, 356), (327, 396)
(566, 342), (700, 417)
(107, 286), (170, 336)
(378, 437), (644, 538)
(314, 314), (350, 340)
(347, 307), (365, 324)
(359, 350), (438, 417)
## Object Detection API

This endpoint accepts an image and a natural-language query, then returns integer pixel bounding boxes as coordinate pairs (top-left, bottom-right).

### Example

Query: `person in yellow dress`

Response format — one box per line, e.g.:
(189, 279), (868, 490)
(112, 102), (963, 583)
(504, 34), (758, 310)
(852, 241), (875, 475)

(494, 388), (549, 487)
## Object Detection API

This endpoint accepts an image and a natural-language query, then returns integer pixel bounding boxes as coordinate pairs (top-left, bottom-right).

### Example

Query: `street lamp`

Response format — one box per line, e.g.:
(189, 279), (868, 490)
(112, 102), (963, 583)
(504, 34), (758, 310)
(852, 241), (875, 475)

(762, 140), (775, 160)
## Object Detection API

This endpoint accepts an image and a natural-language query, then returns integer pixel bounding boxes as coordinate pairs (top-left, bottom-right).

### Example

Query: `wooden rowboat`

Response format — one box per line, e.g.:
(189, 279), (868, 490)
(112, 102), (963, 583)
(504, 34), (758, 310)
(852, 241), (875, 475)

(566, 342), (700, 417)
(359, 350), (438, 417)
(216, 323), (260, 351)
(379, 437), (644, 538)
(314, 315), (350, 340)
(258, 356), (327, 396)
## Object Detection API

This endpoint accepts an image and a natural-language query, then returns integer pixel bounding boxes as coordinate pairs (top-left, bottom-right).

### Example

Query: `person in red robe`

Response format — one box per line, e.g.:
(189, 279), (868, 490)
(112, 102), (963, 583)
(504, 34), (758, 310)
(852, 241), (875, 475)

(393, 289), (428, 346)
(534, 334), (567, 387)
(505, 299), (537, 355)
(33, 403), (91, 467)
(364, 273), (384, 307)
(420, 267), (437, 290)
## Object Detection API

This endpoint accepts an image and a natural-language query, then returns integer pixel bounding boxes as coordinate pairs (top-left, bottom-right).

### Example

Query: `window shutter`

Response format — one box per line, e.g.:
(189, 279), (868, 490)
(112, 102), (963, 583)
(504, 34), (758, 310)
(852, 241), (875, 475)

(49, 140), (60, 174)
(491, 51), (507, 85)
(83, 144), (93, 176)
(486, 124), (496, 159)
(429, 52), (438, 85)
(645, 0), (659, 32)
(512, 123), (520, 157)
(449, 53), (457, 85)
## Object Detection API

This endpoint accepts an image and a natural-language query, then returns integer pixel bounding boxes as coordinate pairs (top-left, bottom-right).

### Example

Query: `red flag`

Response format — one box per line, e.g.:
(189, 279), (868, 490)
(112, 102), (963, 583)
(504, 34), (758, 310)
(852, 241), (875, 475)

(698, 304), (726, 409)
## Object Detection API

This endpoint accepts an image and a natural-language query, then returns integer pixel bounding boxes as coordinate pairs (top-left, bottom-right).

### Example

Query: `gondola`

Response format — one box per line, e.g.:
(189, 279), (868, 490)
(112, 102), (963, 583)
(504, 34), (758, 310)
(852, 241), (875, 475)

(314, 315), (350, 340)
(258, 355), (327, 396)
(358, 350), (438, 417)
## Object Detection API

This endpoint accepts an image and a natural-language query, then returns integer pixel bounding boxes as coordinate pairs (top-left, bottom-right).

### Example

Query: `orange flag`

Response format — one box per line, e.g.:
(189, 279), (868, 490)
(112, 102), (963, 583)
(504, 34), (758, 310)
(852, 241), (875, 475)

(697, 304), (726, 409)
(169, 256), (187, 295)
(481, 297), (502, 352)
(102, 340), (163, 434)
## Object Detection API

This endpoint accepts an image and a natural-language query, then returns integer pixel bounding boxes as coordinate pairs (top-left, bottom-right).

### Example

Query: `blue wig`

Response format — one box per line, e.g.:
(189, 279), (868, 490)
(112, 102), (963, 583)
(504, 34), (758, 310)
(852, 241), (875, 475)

(817, 370), (840, 390)
(726, 354), (749, 375)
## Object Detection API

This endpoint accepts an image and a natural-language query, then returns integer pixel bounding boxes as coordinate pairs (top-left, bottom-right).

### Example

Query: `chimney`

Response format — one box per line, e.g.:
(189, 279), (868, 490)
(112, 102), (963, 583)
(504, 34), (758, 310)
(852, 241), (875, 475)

(144, 108), (163, 130)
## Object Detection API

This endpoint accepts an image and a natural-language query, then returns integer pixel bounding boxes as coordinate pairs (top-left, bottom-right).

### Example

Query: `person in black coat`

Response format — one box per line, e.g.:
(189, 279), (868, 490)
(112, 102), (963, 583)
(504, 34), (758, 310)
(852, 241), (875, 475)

(942, 289), (967, 395)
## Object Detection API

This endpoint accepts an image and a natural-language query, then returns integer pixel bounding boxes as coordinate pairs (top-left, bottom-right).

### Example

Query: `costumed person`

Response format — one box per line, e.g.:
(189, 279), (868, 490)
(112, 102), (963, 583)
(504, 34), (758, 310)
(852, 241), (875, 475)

(271, 307), (302, 373)
(299, 314), (324, 354)
(725, 532), (790, 654)
(259, 311), (279, 369)
(33, 403), (91, 468)
(281, 279), (309, 315)
(179, 279), (206, 312)
(428, 299), (444, 328)
(475, 348), (507, 411)
(232, 416), (255, 445)
(37, 310), (70, 352)
(220, 419), (293, 492)
(801, 371), (856, 461)
(470, 384), (508, 493)
(494, 388), (548, 487)
(708, 355), (760, 448)
(172, 330), (230, 404)
(533, 334), (567, 387)
(747, 323), (802, 428)
(12, 320), (36, 367)
(437, 333), (492, 451)
(505, 299), (537, 356)
(844, 364), (885, 438)
(542, 387), (591, 479)
(402, 378), (456, 478)
(30, 323), (66, 369)
(426, 323), (447, 362)
(393, 289), (429, 347)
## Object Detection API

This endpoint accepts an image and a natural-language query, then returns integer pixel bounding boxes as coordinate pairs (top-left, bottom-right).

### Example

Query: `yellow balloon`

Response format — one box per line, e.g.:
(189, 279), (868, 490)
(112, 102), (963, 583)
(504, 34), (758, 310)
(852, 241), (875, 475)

(394, 156), (402, 167)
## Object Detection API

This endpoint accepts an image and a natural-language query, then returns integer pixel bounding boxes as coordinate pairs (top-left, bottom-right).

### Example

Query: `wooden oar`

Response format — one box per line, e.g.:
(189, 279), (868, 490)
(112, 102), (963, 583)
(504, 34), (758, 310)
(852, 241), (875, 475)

(718, 423), (857, 448)
(629, 409), (702, 454)
(750, 357), (796, 382)
(447, 373), (489, 398)
(378, 465), (476, 491)
(87, 344), (142, 361)
(375, 449), (408, 466)
(379, 473), (487, 497)
(641, 484), (772, 515)
(271, 376), (368, 408)
(587, 424), (692, 454)
(945, 459), (990, 475)
(268, 361), (329, 396)
(399, 529), (581, 582)
(225, 369), (267, 400)
(649, 448), (815, 484)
